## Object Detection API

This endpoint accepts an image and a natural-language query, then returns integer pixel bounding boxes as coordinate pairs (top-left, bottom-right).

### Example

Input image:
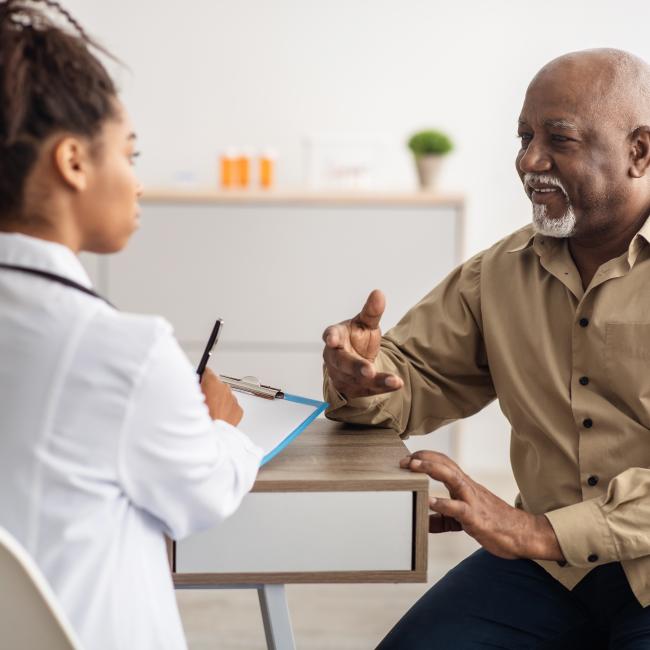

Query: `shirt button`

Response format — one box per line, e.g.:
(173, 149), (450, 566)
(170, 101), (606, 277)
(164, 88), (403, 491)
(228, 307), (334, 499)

(579, 318), (589, 327)
(579, 376), (589, 386)
(588, 554), (599, 563)
(557, 560), (567, 567)
(587, 475), (599, 486)
(583, 418), (593, 428)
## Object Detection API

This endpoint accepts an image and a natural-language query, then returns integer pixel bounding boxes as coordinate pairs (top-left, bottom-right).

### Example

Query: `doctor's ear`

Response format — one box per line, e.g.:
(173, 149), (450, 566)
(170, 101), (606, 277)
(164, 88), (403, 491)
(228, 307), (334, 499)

(629, 126), (650, 178)
(52, 136), (94, 192)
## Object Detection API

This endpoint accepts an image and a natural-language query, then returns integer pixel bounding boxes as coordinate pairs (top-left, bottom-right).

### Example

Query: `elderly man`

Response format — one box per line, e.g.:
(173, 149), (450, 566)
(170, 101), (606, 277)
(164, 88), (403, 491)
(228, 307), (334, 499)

(322, 49), (650, 649)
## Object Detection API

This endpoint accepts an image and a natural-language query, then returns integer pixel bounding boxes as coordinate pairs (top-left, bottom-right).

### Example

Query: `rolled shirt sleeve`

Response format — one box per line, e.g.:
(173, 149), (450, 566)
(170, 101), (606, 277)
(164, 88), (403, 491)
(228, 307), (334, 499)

(324, 252), (497, 436)
(117, 322), (263, 541)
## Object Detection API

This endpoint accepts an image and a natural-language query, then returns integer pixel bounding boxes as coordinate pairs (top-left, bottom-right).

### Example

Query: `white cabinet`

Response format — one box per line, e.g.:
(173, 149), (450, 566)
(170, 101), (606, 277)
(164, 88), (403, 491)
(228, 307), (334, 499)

(83, 191), (464, 454)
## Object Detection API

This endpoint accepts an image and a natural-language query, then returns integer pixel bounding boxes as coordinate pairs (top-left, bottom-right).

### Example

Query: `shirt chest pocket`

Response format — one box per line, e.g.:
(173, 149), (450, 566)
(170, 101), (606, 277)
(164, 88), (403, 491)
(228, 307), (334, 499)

(605, 323), (650, 413)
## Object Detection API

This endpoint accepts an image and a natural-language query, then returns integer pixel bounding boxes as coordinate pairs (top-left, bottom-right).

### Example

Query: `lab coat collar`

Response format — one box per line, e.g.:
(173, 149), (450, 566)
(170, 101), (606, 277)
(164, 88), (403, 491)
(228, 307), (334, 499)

(0, 232), (93, 289)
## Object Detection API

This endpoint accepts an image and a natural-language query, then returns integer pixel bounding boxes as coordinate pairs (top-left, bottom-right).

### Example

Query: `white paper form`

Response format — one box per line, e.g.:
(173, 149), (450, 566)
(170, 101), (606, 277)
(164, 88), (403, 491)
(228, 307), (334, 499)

(235, 391), (327, 465)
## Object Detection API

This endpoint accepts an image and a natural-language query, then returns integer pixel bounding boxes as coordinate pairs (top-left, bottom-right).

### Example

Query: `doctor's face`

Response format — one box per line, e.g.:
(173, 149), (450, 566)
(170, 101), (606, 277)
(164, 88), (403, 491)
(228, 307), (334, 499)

(79, 101), (143, 254)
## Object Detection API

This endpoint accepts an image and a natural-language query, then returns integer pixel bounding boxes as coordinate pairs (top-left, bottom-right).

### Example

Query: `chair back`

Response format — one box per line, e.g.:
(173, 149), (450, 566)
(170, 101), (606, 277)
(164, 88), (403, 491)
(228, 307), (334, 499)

(0, 527), (82, 649)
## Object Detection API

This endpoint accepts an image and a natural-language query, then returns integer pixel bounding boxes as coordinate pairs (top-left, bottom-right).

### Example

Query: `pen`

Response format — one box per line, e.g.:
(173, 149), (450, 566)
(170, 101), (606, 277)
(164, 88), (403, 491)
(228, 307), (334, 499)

(196, 318), (223, 379)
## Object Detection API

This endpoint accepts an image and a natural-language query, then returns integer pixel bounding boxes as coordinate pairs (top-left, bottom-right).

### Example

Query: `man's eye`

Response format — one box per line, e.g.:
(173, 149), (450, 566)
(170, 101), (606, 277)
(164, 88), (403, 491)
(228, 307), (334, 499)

(551, 135), (570, 143)
(518, 133), (532, 146)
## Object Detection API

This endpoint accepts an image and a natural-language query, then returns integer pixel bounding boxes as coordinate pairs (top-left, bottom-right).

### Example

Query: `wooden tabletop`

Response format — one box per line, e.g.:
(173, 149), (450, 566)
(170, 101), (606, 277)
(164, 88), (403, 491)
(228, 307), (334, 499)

(252, 419), (428, 493)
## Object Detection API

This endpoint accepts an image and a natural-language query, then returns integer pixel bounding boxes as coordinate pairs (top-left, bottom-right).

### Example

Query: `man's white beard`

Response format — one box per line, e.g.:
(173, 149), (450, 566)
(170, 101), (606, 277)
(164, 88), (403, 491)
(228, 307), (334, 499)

(532, 202), (577, 238)
(526, 172), (577, 238)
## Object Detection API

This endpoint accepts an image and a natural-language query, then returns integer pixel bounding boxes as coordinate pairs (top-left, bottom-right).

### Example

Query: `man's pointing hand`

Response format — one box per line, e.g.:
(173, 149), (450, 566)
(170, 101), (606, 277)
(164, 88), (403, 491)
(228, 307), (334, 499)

(322, 289), (404, 398)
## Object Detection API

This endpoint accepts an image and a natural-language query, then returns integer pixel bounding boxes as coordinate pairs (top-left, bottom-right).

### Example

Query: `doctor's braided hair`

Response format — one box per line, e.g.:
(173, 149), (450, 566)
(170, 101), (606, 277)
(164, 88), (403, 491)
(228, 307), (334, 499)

(0, 0), (117, 218)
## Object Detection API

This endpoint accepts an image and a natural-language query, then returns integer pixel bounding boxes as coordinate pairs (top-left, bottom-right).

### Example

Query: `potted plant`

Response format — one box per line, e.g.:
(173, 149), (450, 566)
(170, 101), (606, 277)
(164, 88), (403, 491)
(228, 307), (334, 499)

(407, 129), (453, 190)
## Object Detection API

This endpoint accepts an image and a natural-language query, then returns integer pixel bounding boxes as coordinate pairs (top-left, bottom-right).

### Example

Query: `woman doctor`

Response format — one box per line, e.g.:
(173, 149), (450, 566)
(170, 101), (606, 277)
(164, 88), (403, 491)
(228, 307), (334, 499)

(0, 2), (262, 649)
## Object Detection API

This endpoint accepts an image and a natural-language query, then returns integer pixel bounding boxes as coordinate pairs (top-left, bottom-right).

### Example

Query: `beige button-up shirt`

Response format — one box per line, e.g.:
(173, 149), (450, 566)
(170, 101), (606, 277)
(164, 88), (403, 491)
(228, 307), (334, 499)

(324, 219), (650, 606)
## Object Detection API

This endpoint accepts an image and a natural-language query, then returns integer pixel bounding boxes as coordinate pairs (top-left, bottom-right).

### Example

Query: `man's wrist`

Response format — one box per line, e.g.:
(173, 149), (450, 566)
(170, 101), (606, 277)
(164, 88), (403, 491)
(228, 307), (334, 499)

(523, 514), (565, 561)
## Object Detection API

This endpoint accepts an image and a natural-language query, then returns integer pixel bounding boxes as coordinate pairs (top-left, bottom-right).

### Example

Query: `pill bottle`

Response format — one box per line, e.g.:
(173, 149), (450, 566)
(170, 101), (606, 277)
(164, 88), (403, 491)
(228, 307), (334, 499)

(235, 149), (252, 188)
(220, 148), (237, 189)
(259, 149), (277, 189)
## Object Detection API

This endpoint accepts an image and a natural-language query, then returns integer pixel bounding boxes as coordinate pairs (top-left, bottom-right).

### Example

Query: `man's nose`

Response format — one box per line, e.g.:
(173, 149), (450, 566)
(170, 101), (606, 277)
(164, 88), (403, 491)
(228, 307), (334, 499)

(518, 141), (552, 174)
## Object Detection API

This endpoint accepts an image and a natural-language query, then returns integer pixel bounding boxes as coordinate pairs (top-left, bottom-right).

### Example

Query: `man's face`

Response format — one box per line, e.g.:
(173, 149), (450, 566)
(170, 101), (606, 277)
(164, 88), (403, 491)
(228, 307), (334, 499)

(516, 70), (631, 238)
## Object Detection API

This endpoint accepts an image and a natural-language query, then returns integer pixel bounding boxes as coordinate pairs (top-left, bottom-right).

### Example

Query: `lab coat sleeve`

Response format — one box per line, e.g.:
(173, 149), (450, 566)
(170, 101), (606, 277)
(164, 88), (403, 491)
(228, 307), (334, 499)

(116, 322), (263, 540)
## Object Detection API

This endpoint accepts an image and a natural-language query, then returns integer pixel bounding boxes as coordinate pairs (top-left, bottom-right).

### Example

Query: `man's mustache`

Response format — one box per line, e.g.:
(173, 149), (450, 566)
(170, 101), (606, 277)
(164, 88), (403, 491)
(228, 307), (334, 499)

(524, 173), (569, 198)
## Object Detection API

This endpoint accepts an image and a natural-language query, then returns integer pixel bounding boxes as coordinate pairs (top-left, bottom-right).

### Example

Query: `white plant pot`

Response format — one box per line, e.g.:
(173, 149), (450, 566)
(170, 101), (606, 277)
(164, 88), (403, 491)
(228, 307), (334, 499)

(414, 154), (444, 190)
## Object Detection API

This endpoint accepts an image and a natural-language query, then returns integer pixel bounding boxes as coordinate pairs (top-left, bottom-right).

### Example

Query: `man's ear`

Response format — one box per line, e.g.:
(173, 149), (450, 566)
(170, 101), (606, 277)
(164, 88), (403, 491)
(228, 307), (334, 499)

(629, 126), (650, 178)
(52, 136), (91, 191)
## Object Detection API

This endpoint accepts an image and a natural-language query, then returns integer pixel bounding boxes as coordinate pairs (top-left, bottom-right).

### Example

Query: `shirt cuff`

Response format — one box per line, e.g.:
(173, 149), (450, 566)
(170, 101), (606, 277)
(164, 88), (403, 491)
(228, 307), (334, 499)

(323, 369), (391, 415)
(544, 498), (618, 568)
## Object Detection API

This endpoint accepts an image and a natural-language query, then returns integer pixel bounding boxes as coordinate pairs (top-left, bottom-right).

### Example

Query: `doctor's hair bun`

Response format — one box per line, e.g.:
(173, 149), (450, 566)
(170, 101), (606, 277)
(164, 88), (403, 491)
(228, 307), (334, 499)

(0, 0), (117, 217)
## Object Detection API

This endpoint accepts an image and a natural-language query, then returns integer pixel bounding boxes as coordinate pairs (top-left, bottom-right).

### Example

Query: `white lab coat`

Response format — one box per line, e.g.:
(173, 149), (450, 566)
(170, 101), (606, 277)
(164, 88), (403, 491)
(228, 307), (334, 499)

(0, 232), (263, 649)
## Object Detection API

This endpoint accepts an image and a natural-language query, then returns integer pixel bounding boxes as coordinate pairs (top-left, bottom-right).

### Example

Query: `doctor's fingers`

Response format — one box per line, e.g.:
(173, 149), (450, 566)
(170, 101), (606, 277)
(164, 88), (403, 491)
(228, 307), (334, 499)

(201, 373), (244, 425)
(219, 387), (244, 426)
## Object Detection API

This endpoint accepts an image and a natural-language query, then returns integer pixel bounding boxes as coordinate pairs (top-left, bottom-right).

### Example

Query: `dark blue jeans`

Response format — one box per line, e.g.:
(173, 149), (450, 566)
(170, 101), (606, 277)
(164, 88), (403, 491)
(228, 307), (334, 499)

(376, 549), (650, 649)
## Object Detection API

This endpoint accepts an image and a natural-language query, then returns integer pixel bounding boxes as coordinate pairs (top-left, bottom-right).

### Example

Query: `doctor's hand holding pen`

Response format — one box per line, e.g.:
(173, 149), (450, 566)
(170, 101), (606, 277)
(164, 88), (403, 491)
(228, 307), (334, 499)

(322, 289), (404, 399)
(200, 368), (244, 426)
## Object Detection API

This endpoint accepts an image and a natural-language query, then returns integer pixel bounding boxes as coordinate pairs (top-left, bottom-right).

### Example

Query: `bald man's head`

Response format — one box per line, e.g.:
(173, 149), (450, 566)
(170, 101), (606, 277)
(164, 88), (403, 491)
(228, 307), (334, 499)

(531, 49), (650, 132)
(516, 49), (650, 240)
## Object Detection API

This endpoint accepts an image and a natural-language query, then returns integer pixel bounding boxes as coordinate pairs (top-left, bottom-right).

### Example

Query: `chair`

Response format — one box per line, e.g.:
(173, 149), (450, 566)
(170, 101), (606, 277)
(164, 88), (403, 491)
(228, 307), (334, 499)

(0, 527), (82, 649)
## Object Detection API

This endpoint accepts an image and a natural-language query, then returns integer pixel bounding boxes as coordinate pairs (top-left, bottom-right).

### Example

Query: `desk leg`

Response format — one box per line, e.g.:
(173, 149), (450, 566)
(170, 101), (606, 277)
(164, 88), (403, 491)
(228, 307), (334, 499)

(257, 584), (296, 650)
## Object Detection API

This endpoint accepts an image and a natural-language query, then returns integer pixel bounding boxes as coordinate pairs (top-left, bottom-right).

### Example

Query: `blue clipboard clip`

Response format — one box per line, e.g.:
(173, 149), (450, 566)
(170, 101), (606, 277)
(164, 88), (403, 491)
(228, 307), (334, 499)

(220, 375), (285, 400)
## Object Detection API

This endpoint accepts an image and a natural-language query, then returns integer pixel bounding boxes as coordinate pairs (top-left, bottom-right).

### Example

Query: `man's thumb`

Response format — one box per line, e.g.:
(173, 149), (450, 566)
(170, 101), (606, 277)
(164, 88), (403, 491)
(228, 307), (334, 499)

(356, 289), (385, 330)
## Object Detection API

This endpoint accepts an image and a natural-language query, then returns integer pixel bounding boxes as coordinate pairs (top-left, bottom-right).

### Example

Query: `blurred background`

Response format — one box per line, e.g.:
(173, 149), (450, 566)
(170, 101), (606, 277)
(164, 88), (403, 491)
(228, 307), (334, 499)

(62, 1), (650, 647)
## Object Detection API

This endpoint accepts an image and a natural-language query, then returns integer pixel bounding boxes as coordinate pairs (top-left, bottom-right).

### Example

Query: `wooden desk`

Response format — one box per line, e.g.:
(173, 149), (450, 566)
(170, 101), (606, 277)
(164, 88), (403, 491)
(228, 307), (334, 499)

(173, 419), (429, 586)
(171, 419), (429, 649)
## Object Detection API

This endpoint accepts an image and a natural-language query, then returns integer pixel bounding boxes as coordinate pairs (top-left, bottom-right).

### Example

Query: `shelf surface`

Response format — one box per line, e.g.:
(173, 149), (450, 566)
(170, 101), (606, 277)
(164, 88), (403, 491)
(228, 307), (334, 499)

(141, 188), (465, 206)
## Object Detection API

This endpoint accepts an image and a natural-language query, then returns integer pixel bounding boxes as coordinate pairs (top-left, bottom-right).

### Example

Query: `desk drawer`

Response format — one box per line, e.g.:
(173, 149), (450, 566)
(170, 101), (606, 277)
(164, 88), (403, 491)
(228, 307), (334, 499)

(176, 491), (413, 575)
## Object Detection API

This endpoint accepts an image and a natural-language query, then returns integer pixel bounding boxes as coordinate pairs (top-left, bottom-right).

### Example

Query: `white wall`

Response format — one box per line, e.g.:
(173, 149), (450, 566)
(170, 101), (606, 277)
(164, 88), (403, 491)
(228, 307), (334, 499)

(63, 0), (650, 472)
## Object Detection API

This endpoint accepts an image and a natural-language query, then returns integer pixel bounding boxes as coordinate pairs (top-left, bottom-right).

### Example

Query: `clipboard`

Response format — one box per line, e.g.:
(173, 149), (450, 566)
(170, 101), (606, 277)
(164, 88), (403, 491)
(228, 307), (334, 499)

(221, 375), (328, 465)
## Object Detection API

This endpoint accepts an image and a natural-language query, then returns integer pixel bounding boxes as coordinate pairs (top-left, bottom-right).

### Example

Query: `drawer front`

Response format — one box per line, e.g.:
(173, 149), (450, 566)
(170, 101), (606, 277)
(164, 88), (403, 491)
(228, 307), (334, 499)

(100, 203), (459, 344)
(176, 491), (414, 574)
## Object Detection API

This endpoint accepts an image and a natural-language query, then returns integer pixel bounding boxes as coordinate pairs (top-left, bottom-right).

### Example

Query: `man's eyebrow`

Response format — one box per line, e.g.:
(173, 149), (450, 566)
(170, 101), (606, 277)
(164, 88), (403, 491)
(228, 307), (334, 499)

(544, 118), (579, 131)
(517, 119), (580, 131)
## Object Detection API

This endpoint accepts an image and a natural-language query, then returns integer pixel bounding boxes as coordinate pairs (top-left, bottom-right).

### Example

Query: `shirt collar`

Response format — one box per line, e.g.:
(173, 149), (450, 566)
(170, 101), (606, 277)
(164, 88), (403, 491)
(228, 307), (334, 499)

(0, 232), (92, 288)
(506, 215), (650, 269)
(505, 228), (559, 259)
(628, 214), (650, 267)
(506, 231), (536, 254)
